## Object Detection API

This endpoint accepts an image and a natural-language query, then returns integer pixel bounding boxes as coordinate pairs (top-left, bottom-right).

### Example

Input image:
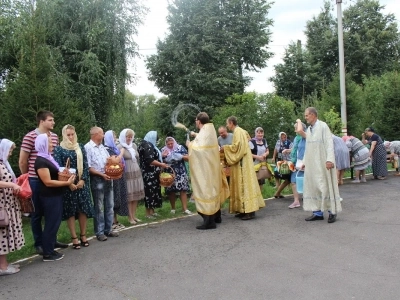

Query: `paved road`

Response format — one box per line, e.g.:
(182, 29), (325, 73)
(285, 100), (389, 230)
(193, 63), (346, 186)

(1, 175), (400, 300)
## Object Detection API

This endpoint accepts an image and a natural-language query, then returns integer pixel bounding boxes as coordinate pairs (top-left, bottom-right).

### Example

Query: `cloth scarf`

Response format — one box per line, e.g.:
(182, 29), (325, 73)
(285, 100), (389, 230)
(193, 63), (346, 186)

(161, 137), (179, 155)
(35, 133), (60, 169)
(60, 125), (83, 178)
(119, 129), (137, 163)
(0, 139), (16, 181)
(144, 131), (162, 162)
(104, 130), (125, 165)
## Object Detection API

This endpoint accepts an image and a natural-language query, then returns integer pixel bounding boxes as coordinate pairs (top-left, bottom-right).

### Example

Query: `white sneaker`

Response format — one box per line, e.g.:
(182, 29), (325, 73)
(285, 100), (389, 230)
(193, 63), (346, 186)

(361, 178), (367, 183)
(183, 210), (192, 215)
(170, 210), (176, 214)
(352, 180), (360, 183)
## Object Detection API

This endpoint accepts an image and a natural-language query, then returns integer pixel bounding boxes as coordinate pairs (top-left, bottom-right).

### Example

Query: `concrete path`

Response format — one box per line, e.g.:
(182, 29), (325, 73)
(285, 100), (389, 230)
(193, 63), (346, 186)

(1, 175), (399, 300)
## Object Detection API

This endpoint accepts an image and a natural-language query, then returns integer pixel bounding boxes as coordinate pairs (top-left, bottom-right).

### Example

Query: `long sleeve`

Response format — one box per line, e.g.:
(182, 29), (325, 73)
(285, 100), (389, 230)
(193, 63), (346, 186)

(223, 127), (249, 165)
(323, 124), (335, 163)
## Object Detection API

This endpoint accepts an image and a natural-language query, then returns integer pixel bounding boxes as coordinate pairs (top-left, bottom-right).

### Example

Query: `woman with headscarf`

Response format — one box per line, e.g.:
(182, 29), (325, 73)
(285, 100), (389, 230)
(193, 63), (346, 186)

(54, 125), (94, 249)
(384, 141), (400, 176)
(248, 127), (270, 191)
(288, 121), (307, 208)
(35, 134), (75, 262)
(342, 135), (370, 183)
(118, 129), (145, 224)
(362, 127), (387, 180)
(333, 135), (350, 185)
(104, 130), (129, 229)
(138, 131), (168, 219)
(0, 139), (24, 276)
(161, 137), (191, 215)
(272, 132), (293, 194)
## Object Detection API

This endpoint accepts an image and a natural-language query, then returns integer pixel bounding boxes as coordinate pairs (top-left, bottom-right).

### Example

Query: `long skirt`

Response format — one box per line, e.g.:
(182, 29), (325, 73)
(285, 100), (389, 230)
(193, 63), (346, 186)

(372, 144), (388, 177)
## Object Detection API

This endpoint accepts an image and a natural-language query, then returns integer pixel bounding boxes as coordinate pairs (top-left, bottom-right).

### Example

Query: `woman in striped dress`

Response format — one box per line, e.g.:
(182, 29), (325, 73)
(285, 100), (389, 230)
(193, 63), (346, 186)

(343, 135), (370, 183)
(333, 135), (350, 185)
(362, 128), (387, 180)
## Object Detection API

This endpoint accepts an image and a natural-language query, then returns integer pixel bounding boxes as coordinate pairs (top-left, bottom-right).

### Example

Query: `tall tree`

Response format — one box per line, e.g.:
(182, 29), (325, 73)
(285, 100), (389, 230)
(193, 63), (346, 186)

(146, 0), (273, 111)
(343, 0), (400, 83)
(270, 40), (319, 107)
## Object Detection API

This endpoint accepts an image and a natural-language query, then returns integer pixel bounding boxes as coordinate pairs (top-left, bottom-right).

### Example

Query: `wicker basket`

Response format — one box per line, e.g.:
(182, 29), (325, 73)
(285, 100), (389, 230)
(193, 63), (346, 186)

(105, 163), (124, 180)
(58, 158), (73, 181)
(160, 166), (176, 187)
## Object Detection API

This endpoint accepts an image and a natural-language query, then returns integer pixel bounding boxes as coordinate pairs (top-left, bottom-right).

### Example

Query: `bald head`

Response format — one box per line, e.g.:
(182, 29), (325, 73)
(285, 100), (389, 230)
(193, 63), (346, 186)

(90, 126), (104, 144)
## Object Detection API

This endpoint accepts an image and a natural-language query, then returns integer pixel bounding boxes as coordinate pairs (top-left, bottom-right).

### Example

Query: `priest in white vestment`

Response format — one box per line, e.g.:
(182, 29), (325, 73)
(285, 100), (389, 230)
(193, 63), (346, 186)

(296, 108), (342, 223)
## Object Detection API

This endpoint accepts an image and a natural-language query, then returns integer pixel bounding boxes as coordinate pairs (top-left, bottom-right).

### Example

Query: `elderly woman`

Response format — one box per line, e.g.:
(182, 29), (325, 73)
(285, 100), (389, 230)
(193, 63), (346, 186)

(362, 128), (387, 180)
(342, 135), (370, 183)
(249, 127), (270, 192)
(104, 130), (129, 229)
(288, 121), (307, 208)
(272, 132), (293, 196)
(138, 131), (168, 219)
(333, 135), (350, 185)
(0, 139), (24, 275)
(118, 129), (145, 224)
(384, 141), (400, 176)
(161, 137), (191, 215)
(54, 125), (94, 249)
(35, 134), (75, 261)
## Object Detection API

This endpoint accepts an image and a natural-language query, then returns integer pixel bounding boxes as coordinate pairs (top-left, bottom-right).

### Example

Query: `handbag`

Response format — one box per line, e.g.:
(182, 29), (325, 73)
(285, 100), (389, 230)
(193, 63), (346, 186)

(256, 165), (272, 180)
(16, 173), (35, 213)
(0, 189), (9, 227)
(16, 173), (32, 200)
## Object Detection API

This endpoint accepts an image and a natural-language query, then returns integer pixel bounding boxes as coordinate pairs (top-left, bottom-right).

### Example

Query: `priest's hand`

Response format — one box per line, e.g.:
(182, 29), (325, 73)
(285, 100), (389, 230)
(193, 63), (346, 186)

(326, 161), (334, 170)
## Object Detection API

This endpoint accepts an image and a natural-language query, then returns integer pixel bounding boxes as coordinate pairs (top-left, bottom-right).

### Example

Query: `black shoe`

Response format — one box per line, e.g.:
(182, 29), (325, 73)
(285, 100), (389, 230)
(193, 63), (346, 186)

(196, 224), (217, 230)
(305, 214), (324, 221)
(35, 246), (43, 255)
(55, 241), (68, 249)
(215, 217), (222, 223)
(241, 213), (255, 220)
(43, 251), (64, 262)
(235, 213), (245, 218)
(215, 209), (222, 223)
(328, 214), (337, 223)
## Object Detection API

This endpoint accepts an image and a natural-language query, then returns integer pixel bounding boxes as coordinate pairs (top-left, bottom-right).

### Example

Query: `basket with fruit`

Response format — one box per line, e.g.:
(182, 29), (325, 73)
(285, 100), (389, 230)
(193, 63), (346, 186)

(105, 155), (124, 179)
(159, 166), (176, 187)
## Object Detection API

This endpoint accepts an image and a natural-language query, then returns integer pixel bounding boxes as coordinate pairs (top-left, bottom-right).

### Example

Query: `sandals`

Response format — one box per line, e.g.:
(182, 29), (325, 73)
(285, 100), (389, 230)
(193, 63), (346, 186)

(274, 195), (285, 198)
(71, 237), (81, 250)
(0, 265), (20, 276)
(80, 234), (90, 247)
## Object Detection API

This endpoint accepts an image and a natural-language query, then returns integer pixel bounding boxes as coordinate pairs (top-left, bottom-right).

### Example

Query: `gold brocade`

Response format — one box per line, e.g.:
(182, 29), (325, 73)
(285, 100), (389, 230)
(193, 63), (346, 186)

(223, 126), (265, 214)
(189, 123), (230, 215)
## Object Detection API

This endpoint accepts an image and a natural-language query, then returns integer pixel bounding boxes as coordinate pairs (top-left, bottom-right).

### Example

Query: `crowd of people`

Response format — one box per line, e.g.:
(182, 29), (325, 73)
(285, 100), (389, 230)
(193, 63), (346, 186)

(0, 107), (395, 275)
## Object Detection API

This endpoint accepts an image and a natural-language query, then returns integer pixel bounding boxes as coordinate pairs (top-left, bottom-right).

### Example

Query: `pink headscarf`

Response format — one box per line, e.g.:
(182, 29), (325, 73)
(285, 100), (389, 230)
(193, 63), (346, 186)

(35, 133), (60, 169)
(342, 135), (354, 142)
(161, 137), (179, 155)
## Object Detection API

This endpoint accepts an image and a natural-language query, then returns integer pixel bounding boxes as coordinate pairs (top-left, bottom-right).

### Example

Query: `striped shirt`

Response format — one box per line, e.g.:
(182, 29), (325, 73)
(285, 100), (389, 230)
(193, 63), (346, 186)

(21, 129), (59, 178)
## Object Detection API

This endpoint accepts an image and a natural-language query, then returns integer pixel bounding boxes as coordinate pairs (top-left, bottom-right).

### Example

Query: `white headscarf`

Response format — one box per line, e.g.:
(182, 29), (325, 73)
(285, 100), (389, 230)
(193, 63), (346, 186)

(0, 139), (16, 181)
(119, 129), (137, 163)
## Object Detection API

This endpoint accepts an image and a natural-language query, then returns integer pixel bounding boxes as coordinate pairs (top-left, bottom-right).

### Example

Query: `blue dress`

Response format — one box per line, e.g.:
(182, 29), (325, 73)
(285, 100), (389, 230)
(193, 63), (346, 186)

(54, 144), (94, 220)
(161, 145), (190, 193)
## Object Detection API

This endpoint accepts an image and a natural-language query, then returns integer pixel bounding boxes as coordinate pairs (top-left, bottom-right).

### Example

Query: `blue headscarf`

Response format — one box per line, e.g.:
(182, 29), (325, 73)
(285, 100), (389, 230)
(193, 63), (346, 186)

(144, 131), (162, 162)
(104, 130), (125, 165)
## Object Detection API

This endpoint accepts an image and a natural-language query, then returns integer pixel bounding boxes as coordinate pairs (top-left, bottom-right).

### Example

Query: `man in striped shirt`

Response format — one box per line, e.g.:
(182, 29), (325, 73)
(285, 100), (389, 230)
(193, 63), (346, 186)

(19, 110), (68, 254)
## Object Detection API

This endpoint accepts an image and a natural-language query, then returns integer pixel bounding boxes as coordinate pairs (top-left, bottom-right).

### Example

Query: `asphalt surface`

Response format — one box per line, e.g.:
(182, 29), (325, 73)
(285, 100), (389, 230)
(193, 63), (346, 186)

(1, 174), (400, 300)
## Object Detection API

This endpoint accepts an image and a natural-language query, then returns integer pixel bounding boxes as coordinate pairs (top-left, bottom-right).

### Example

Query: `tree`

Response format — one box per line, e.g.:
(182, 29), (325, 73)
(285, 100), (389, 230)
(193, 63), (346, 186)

(343, 0), (400, 84)
(362, 71), (400, 140)
(270, 40), (319, 107)
(146, 0), (273, 111)
(212, 92), (296, 149)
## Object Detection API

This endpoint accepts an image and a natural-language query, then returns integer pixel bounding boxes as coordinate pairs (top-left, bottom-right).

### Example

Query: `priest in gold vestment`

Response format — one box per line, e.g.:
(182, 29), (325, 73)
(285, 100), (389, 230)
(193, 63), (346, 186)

(221, 116), (265, 220)
(188, 112), (230, 230)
